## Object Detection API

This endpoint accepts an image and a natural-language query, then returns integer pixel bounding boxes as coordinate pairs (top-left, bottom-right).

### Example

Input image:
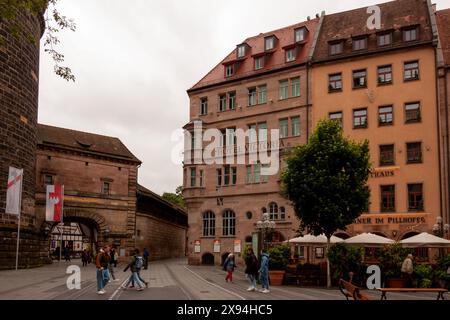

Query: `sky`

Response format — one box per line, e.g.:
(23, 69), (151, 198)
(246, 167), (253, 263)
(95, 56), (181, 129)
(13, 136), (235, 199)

(38, 0), (450, 195)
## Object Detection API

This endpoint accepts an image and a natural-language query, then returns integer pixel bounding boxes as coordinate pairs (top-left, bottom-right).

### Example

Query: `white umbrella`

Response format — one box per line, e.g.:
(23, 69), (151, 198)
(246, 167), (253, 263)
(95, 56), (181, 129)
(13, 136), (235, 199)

(344, 233), (395, 246)
(400, 232), (450, 248)
(287, 234), (344, 244)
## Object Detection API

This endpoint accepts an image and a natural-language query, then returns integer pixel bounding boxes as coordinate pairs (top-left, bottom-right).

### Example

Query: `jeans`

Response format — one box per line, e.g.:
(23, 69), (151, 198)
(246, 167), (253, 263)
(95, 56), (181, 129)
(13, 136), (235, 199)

(108, 263), (116, 280)
(260, 272), (269, 289)
(96, 269), (107, 291)
(124, 272), (145, 288)
(247, 274), (257, 288)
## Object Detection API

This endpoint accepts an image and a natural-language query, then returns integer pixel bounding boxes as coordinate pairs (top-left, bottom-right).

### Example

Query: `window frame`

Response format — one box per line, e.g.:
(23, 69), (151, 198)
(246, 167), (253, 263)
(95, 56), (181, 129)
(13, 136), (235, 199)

(258, 85), (267, 104)
(405, 102), (421, 124)
(265, 36), (275, 51)
(237, 44), (246, 58)
(353, 108), (368, 129)
(352, 37), (367, 51)
(377, 32), (392, 47)
(408, 183), (424, 211)
(219, 94), (227, 112)
(248, 87), (257, 106)
(329, 41), (343, 56)
(404, 61), (420, 81)
(225, 64), (234, 77)
(329, 111), (343, 127)
(190, 168), (196, 187)
(329, 73), (343, 92)
(295, 27), (306, 42)
(378, 65), (393, 85)
(291, 116), (301, 137)
(406, 142), (423, 164)
(200, 97), (208, 115)
(403, 27), (419, 42)
(379, 144), (395, 166)
(285, 48), (296, 62)
(378, 105), (394, 126)
(228, 92), (236, 110)
(102, 182), (110, 195)
(380, 185), (396, 213)
(279, 80), (289, 100)
(291, 77), (301, 97)
(279, 118), (289, 138)
(255, 56), (264, 70)
(222, 210), (236, 236)
(202, 211), (216, 237)
(352, 69), (367, 89)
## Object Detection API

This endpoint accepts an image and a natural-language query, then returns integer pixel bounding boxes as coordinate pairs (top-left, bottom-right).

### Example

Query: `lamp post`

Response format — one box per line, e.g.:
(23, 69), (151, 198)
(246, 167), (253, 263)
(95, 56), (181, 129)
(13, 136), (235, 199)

(256, 212), (276, 252)
(432, 217), (450, 238)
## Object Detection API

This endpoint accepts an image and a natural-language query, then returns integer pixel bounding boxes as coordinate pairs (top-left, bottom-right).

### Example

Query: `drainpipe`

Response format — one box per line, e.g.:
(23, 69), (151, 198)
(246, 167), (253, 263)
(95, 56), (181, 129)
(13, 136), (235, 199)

(444, 71), (450, 226)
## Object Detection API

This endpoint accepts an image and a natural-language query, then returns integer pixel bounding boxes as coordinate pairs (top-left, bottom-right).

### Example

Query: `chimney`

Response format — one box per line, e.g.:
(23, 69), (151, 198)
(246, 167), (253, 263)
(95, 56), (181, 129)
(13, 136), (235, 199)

(307, 16), (311, 21)
(316, 13), (320, 18)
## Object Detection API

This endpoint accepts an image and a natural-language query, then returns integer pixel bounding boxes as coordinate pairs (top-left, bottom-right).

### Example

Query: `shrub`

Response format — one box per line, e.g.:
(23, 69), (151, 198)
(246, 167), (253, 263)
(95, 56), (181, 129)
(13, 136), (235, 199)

(267, 244), (290, 270)
(327, 243), (364, 283)
(378, 244), (412, 278)
(414, 264), (433, 288)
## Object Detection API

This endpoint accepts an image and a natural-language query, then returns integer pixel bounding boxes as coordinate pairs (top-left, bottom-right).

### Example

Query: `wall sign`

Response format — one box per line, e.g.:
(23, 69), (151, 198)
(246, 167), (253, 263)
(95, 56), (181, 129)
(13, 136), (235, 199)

(234, 240), (241, 253)
(194, 240), (201, 253)
(354, 213), (428, 225)
(213, 240), (221, 253)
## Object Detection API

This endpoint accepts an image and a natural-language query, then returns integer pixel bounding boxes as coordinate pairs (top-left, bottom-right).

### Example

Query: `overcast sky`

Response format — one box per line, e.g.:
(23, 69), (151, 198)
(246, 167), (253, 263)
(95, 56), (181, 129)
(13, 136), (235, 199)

(38, 0), (450, 195)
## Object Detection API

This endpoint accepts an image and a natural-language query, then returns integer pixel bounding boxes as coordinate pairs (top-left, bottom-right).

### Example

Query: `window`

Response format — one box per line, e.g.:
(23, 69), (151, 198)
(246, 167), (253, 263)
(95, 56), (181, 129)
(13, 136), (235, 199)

(279, 80), (288, 100)
(225, 64), (234, 77)
(258, 123), (267, 142)
(247, 163), (267, 184)
(258, 85), (267, 104)
(404, 61), (419, 81)
(315, 247), (325, 258)
(265, 36), (275, 51)
(403, 27), (418, 42)
(279, 119), (288, 138)
(407, 142), (422, 164)
(280, 207), (286, 220)
(381, 185), (395, 212)
(219, 94), (227, 112)
(405, 102), (421, 123)
(232, 167), (237, 185)
(190, 168), (196, 187)
(199, 170), (204, 187)
(200, 98), (208, 115)
(378, 32), (392, 46)
(223, 210), (236, 236)
(255, 57), (264, 70)
(329, 41), (343, 55)
(248, 124), (257, 144)
(269, 202), (279, 220)
(226, 128), (236, 146)
(228, 92), (236, 110)
(329, 73), (342, 92)
(379, 144), (395, 166)
(254, 163), (261, 183)
(203, 211), (215, 237)
(379, 105), (393, 126)
(222, 165), (236, 186)
(295, 27), (306, 42)
(291, 117), (300, 137)
(408, 184), (424, 211)
(378, 65), (392, 85)
(216, 169), (222, 186)
(261, 164), (269, 183)
(329, 111), (343, 126)
(352, 37), (367, 51)
(248, 88), (257, 106)
(353, 108), (368, 128)
(291, 77), (300, 97)
(246, 165), (252, 184)
(286, 49), (296, 62)
(102, 182), (110, 195)
(237, 44), (246, 58)
(44, 174), (53, 185)
(353, 69), (367, 88)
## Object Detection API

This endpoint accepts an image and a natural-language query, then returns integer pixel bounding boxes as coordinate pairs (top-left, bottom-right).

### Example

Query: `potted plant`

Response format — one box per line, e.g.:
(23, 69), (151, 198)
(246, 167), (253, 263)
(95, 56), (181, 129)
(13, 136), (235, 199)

(267, 244), (290, 285)
(434, 253), (450, 289)
(414, 264), (433, 288)
(327, 243), (364, 286)
(379, 244), (412, 288)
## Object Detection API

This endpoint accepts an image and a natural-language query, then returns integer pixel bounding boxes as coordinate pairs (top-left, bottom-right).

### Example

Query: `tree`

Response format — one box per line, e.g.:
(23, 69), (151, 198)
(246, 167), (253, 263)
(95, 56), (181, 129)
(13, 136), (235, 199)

(0, 0), (76, 81)
(162, 186), (185, 208)
(282, 119), (371, 287)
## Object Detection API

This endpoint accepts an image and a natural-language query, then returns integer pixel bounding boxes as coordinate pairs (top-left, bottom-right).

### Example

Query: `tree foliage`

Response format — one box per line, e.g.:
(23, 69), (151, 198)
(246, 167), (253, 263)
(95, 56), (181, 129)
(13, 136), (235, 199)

(282, 119), (371, 238)
(267, 244), (290, 270)
(162, 186), (185, 208)
(0, 0), (76, 81)
(327, 243), (364, 284)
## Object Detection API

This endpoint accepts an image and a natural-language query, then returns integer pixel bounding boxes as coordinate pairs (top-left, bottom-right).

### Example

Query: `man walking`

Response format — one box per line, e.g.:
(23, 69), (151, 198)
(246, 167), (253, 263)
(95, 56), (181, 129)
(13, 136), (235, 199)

(259, 250), (270, 293)
(245, 248), (258, 291)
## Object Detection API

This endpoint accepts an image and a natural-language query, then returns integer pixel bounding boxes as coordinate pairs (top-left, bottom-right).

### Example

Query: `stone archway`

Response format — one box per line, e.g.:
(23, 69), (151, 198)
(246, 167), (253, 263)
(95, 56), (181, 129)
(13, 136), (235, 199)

(202, 252), (215, 265)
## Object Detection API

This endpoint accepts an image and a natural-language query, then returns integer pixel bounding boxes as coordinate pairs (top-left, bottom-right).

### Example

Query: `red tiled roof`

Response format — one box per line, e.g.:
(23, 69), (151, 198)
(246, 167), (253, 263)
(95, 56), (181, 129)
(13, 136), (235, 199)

(189, 18), (320, 92)
(312, 0), (433, 63)
(37, 123), (141, 164)
(436, 9), (450, 66)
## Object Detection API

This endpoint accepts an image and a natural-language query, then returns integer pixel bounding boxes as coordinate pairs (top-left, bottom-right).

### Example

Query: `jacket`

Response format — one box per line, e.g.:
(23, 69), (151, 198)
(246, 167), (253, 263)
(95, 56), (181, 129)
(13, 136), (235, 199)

(95, 252), (110, 269)
(223, 258), (236, 272)
(244, 254), (258, 275)
(259, 253), (269, 275)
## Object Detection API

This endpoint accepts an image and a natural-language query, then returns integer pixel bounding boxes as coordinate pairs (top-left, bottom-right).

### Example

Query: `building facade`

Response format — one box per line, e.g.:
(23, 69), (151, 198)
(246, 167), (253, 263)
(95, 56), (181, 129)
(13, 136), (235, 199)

(311, 0), (442, 241)
(184, 19), (320, 265)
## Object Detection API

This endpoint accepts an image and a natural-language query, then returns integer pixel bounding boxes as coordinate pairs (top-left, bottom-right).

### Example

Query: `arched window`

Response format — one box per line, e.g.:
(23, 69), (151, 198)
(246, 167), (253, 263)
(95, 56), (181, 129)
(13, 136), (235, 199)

(269, 202), (278, 220)
(202, 211), (215, 237)
(223, 210), (236, 236)
(280, 207), (286, 220)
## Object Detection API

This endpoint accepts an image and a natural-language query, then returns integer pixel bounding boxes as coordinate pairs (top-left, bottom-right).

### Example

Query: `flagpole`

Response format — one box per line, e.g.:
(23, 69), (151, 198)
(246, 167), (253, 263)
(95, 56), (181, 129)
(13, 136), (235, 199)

(15, 171), (23, 271)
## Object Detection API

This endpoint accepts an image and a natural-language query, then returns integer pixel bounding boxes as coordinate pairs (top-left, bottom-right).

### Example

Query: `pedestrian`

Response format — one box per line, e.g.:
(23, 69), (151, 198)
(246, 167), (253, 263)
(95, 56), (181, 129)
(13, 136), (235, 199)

(143, 248), (150, 270)
(122, 248), (146, 291)
(223, 253), (236, 283)
(401, 253), (414, 287)
(95, 247), (110, 295)
(81, 249), (88, 267)
(64, 246), (71, 262)
(258, 249), (270, 293)
(105, 246), (118, 282)
(244, 248), (258, 291)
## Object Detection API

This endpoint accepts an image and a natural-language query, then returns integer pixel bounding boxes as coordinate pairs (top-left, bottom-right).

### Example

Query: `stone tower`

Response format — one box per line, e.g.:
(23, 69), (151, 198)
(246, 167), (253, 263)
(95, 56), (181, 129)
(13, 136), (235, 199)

(0, 9), (46, 269)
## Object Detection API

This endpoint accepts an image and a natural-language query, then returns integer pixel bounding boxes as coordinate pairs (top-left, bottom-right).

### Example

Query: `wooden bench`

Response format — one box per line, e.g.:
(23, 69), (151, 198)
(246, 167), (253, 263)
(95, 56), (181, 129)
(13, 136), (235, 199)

(285, 264), (326, 286)
(339, 279), (370, 300)
(377, 288), (449, 300)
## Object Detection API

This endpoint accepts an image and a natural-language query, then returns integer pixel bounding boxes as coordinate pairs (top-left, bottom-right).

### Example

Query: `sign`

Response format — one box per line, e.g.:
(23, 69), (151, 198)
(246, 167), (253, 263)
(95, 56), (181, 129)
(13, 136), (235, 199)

(213, 240), (221, 253)
(233, 240), (241, 253)
(369, 166), (399, 179)
(194, 240), (201, 253)
(6, 167), (23, 215)
(46, 184), (64, 222)
(354, 213), (429, 226)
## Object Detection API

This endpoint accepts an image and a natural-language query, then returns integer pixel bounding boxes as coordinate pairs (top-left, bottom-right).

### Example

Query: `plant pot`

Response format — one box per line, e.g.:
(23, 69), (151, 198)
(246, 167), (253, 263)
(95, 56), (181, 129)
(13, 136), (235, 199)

(386, 278), (406, 288)
(269, 270), (285, 286)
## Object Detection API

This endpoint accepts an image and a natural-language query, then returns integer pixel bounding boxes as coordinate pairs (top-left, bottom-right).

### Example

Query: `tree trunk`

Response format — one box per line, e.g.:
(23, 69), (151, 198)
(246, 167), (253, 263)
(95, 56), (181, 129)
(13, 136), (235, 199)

(326, 236), (331, 288)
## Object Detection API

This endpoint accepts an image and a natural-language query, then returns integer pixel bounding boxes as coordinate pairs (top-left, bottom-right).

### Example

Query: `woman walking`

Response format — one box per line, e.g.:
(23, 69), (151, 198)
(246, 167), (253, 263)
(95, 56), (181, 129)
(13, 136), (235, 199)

(244, 248), (258, 291)
(223, 253), (236, 283)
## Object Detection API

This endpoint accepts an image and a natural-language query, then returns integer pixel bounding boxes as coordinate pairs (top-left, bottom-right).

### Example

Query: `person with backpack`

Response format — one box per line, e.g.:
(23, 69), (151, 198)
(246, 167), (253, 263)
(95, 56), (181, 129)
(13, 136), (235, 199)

(244, 248), (259, 291)
(223, 253), (236, 283)
(122, 248), (146, 291)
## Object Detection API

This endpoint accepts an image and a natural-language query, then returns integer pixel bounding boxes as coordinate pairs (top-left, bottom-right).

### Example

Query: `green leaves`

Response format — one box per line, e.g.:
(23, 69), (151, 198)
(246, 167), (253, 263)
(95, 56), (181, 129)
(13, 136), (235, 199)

(282, 119), (371, 237)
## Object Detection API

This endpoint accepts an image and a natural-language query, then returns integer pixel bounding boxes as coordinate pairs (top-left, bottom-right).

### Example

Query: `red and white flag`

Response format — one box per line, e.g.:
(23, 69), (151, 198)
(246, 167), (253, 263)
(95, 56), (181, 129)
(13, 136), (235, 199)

(6, 167), (23, 215)
(46, 184), (64, 222)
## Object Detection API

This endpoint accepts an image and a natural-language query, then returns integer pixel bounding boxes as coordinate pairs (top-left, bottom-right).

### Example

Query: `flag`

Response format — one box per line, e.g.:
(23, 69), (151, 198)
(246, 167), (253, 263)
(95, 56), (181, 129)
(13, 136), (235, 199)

(6, 167), (23, 215)
(46, 184), (64, 222)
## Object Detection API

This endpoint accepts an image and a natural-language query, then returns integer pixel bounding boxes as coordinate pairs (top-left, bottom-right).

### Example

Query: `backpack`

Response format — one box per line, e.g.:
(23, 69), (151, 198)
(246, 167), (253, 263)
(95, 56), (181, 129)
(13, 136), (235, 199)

(135, 256), (143, 269)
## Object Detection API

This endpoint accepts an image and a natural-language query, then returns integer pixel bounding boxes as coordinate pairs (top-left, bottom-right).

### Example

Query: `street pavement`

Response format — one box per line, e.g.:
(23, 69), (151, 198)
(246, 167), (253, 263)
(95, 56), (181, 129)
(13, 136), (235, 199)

(0, 258), (446, 300)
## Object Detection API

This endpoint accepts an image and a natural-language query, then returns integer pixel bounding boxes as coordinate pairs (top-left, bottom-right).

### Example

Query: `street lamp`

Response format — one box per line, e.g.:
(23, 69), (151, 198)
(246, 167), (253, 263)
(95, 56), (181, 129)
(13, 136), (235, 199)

(432, 217), (450, 238)
(256, 212), (276, 251)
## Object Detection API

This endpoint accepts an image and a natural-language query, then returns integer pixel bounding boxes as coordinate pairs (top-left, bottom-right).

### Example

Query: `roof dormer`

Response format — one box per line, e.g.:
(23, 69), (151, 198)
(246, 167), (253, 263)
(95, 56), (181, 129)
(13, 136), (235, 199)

(294, 26), (308, 43)
(236, 43), (250, 59)
(264, 35), (278, 51)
